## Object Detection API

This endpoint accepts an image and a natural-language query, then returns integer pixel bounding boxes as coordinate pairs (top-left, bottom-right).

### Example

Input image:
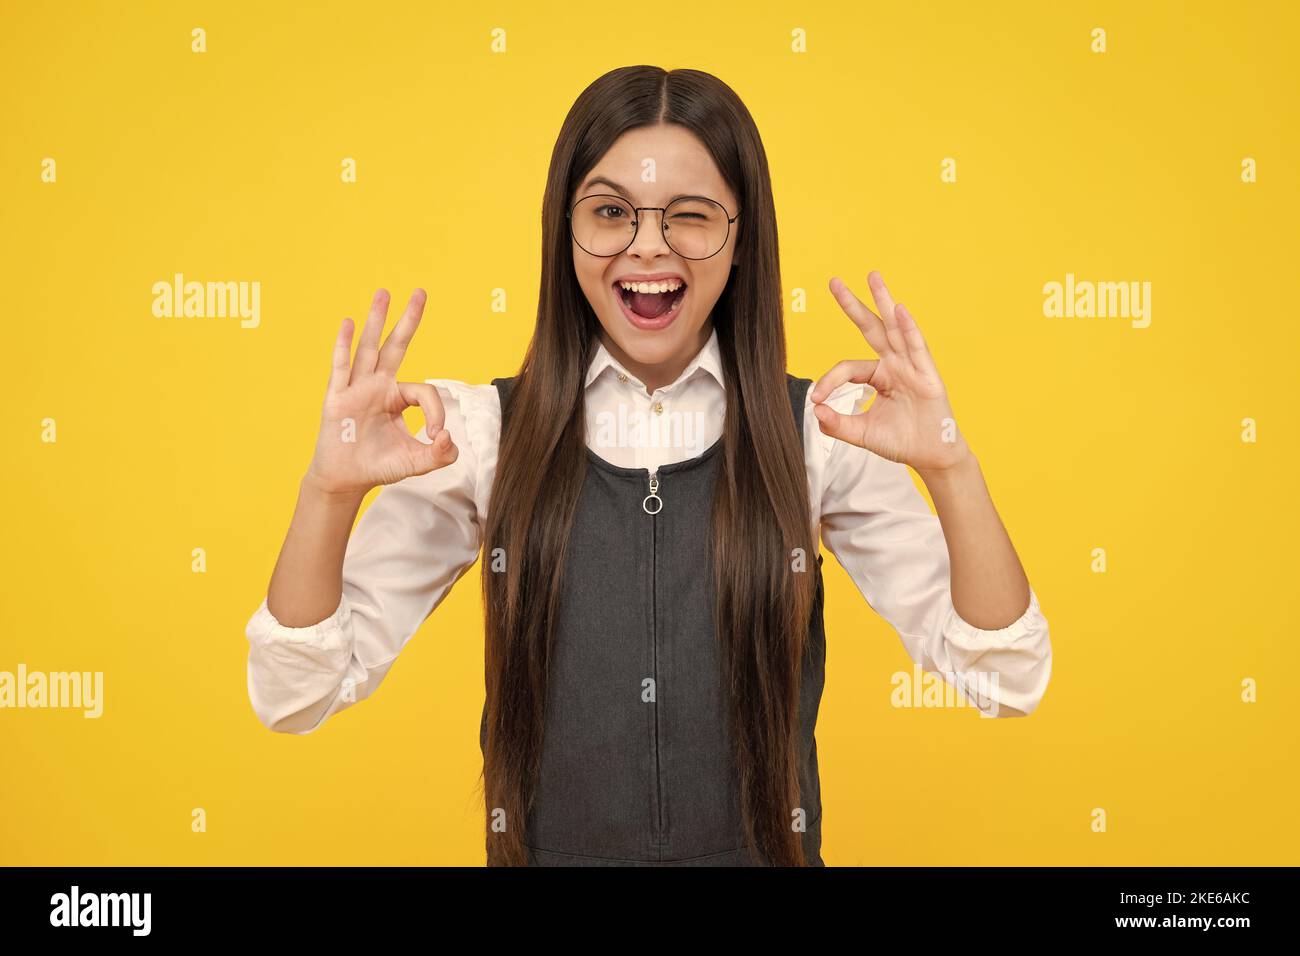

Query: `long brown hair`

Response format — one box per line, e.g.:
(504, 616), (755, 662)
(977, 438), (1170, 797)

(479, 65), (818, 866)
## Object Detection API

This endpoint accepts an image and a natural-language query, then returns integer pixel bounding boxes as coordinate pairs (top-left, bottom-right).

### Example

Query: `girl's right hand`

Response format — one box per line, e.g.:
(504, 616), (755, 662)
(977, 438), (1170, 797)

(304, 288), (459, 498)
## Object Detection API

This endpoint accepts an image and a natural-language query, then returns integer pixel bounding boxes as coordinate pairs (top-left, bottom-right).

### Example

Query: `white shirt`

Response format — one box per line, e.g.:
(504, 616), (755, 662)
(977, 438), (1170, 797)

(245, 326), (1051, 733)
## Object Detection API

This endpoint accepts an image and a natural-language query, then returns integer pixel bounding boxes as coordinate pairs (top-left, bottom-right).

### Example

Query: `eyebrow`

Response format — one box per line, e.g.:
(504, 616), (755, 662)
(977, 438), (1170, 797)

(579, 176), (703, 204)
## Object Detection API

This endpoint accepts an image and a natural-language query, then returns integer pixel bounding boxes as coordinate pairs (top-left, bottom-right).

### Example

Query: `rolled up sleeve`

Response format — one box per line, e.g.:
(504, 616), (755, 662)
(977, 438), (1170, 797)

(811, 382), (1052, 718)
(244, 379), (498, 733)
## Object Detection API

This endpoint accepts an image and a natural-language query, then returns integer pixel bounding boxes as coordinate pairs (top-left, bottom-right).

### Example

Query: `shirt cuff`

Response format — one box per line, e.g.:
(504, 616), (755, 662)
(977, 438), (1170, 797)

(940, 588), (1051, 717)
(946, 587), (1045, 648)
(245, 594), (351, 653)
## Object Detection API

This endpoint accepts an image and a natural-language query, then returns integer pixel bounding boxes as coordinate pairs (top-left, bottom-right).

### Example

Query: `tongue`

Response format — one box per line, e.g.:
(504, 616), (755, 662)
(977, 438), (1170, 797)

(627, 290), (676, 319)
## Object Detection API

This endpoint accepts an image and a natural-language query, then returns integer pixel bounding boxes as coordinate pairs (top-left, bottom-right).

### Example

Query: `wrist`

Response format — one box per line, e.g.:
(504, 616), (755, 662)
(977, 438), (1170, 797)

(300, 470), (369, 509)
(916, 444), (979, 488)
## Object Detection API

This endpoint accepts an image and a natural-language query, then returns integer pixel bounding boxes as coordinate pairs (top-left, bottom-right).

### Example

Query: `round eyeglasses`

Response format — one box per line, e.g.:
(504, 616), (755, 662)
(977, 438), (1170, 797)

(567, 194), (739, 261)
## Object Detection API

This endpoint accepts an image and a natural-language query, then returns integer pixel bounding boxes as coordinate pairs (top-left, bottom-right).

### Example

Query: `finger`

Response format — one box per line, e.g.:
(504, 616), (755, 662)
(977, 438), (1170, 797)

(809, 359), (880, 404)
(350, 289), (391, 383)
(895, 303), (940, 378)
(397, 382), (459, 475)
(327, 317), (355, 394)
(376, 289), (428, 377)
(828, 277), (890, 355)
(867, 271), (908, 355)
(397, 381), (447, 440)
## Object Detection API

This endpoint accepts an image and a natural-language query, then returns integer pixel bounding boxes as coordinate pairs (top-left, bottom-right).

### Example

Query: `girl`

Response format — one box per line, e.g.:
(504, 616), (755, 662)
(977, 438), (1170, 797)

(245, 66), (1051, 867)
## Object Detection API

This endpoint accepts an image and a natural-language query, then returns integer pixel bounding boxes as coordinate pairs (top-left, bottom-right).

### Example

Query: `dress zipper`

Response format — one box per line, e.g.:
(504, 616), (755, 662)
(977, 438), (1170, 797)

(642, 469), (662, 515)
(644, 467), (663, 845)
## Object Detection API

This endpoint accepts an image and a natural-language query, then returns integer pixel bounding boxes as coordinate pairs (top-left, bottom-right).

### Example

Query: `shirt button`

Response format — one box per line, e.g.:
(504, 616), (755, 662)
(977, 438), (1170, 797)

(653, 402), (664, 415)
(618, 372), (628, 382)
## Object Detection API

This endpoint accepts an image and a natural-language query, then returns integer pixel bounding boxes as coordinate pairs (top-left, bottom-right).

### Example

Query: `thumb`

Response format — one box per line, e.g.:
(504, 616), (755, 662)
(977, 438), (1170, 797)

(811, 401), (863, 447)
(409, 426), (459, 476)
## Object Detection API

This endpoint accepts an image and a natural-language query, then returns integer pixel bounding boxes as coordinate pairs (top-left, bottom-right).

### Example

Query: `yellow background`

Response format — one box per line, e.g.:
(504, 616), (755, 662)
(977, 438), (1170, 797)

(2, 0), (1296, 866)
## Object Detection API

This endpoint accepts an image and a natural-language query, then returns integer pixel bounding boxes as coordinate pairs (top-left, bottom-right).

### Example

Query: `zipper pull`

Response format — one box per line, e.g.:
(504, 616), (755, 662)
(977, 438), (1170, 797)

(642, 468), (663, 515)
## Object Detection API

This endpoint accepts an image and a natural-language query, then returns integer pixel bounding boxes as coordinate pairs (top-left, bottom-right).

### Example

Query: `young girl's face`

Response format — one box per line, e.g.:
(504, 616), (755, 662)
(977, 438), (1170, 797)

(570, 123), (740, 387)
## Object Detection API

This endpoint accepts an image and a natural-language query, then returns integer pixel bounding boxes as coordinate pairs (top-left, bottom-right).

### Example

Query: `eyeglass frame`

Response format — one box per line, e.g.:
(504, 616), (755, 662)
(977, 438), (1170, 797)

(566, 193), (741, 261)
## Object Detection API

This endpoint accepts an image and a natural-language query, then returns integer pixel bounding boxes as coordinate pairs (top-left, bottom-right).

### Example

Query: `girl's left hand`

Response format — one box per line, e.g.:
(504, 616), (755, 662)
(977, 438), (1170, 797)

(810, 271), (972, 474)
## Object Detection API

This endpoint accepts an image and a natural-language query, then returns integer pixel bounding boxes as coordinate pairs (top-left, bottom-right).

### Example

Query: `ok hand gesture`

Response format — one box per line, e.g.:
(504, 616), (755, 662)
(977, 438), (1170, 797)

(810, 271), (971, 475)
(304, 289), (459, 497)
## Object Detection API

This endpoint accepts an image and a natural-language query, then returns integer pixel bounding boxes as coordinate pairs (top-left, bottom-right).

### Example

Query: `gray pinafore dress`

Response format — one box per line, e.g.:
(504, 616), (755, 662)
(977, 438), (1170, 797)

(481, 373), (827, 866)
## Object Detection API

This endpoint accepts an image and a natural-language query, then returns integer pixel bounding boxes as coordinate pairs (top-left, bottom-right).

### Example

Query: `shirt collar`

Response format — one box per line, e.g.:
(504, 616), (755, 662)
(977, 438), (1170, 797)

(584, 325), (725, 394)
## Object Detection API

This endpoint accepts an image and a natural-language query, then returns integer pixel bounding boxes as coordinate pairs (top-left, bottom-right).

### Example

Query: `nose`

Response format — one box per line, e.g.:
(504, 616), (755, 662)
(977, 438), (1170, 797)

(627, 208), (671, 258)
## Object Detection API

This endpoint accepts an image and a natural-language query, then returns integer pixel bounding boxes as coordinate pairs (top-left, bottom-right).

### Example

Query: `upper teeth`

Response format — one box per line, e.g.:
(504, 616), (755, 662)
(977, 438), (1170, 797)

(619, 279), (683, 294)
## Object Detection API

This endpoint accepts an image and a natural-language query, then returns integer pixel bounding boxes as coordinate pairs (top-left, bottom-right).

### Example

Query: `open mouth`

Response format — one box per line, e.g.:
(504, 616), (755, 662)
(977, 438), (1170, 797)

(614, 279), (688, 329)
